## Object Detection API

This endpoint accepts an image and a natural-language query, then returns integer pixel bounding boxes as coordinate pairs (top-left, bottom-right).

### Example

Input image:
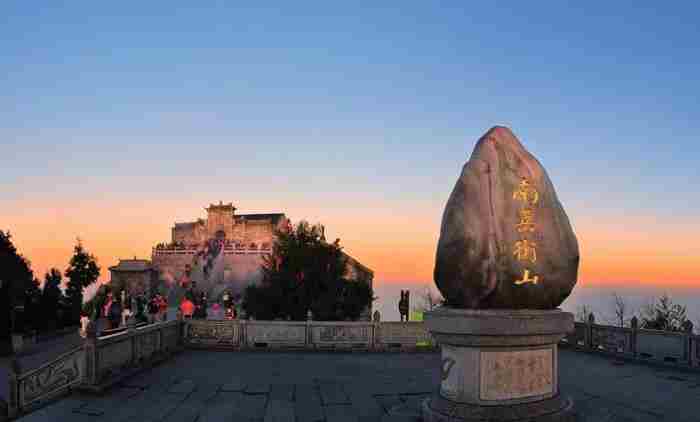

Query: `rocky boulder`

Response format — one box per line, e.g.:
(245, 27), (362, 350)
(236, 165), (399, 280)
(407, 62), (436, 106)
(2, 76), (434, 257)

(434, 126), (579, 309)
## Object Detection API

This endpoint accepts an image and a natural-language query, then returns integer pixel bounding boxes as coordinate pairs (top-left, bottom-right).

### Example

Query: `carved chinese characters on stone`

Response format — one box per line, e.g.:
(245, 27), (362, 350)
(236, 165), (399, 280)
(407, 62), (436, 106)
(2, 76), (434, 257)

(479, 349), (554, 401)
(434, 126), (579, 308)
(512, 178), (540, 286)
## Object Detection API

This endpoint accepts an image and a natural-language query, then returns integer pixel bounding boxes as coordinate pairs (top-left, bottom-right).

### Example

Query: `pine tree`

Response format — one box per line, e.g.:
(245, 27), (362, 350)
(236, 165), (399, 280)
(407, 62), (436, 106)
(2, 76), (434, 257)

(64, 240), (100, 325)
(0, 230), (35, 339)
(640, 294), (689, 332)
(41, 268), (63, 330)
(243, 221), (374, 321)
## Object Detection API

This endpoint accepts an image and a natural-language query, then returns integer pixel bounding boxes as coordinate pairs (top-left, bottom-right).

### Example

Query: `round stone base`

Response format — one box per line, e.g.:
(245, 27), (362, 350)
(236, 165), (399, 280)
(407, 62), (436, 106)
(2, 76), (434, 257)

(422, 391), (576, 422)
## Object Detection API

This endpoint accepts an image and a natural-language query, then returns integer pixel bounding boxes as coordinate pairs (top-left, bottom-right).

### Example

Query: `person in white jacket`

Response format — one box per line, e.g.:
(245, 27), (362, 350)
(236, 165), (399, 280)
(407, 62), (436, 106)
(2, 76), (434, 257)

(79, 311), (90, 338)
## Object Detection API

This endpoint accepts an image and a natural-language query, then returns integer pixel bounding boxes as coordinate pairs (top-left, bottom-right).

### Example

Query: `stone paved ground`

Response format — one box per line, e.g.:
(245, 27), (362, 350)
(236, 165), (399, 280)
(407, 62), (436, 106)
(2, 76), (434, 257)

(13, 349), (700, 422)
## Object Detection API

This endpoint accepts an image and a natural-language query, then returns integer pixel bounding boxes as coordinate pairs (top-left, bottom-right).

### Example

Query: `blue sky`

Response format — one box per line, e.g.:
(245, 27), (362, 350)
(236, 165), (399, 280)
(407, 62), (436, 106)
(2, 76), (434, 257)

(1, 2), (698, 284)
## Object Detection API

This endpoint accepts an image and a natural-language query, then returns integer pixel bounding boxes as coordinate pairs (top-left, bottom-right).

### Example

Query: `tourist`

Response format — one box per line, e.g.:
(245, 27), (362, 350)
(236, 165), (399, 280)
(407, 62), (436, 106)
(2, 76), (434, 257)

(102, 292), (113, 320)
(121, 299), (133, 327)
(223, 290), (232, 310)
(157, 294), (168, 321)
(135, 294), (147, 323)
(180, 297), (195, 319)
(147, 294), (159, 323)
(200, 292), (208, 319)
(79, 311), (90, 338)
(108, 297), (122, 330)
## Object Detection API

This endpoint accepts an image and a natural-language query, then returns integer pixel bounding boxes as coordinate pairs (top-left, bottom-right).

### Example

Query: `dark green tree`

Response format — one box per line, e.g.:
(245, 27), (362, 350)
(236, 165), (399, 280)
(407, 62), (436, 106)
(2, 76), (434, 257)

(242, 221), (374, 321)
(25, 277), (42, 332)
(64, 240), (100, 325)
(640, 294), (689, 332)
(0, 230), (35, 342)
(41, 268), (63, 330)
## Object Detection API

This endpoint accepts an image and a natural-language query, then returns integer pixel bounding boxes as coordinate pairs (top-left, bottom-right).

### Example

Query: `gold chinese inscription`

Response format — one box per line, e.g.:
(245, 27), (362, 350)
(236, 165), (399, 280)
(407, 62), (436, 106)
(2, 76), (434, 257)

(512, 178), (539, 206)
(512, 177), (540, 285)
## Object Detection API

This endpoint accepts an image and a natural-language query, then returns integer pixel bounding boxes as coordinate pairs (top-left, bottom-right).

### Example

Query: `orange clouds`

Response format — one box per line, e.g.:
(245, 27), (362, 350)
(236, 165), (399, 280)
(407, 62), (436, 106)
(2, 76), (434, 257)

(2, 198), (698, 289)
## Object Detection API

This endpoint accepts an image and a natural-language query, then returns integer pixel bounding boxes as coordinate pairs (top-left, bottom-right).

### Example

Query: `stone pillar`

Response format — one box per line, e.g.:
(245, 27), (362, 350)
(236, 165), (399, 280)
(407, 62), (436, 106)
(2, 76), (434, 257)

(586, 313), (595, 350)
(372, 311), (381, 351)
(84, 321), (99, 387)
(306, 310), (313, 349)
(683, 320), (694, 365)
(630, 316), (638, 358)
(422, 308), (575, 422)
(7, 358), (20, 419)
(239, 320), (247, 349)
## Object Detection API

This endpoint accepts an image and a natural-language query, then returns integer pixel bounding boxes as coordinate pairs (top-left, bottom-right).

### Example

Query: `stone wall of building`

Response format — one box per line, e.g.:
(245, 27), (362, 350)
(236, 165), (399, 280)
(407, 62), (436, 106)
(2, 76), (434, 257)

(152, 248), (267, 299)
(110, 271), (155, 296)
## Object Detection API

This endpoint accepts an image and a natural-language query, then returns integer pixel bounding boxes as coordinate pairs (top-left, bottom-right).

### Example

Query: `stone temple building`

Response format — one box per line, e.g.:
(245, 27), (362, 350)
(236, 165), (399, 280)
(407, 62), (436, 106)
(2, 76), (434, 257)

(132, 202), (374, 315)
(108, 258), (157, 296)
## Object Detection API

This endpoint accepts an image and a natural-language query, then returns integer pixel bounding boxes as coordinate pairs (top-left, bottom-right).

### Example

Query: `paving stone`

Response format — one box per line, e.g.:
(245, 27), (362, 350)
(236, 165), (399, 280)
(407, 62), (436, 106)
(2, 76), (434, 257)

(169, 379), (196, 394)
(397, 394), (430, 413)
(380, 415), (421, 422)
(264, 399), (295, 422)
(319, 382), (350, 405)
(345, 387), (385, 422)
(136, 391), (190, 422)
(19, 398), (92, 422)
(198, 392), (243, 422)
(72, 406), (105, 416)
(270, 383), (295, 401)
(246, 381), (271, 394)
(221, 376), (246, 392)
(325, 404), (359, 422)
(295, 384), (324, 422)
(375, 395), (404, 414)
(166, 384), (221, 422)
(13, 349), (700, 422)
(232, 393), (268, 421)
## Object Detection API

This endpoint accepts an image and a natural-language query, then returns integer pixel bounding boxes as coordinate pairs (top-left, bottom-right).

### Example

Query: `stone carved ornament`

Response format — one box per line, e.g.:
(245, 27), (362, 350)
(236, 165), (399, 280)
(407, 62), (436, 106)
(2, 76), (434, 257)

(434, 126), (579, 309)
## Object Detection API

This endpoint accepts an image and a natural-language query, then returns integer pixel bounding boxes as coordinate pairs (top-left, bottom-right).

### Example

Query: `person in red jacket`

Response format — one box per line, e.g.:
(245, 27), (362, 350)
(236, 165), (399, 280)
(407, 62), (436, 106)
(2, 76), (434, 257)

(180, 298), (195, 319)
(157, 294), (168, 322)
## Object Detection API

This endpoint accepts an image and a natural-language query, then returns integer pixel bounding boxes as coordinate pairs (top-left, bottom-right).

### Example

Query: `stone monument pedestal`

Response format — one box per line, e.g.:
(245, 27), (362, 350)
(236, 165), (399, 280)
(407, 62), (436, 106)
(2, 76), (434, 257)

(422, 307), (575, 422)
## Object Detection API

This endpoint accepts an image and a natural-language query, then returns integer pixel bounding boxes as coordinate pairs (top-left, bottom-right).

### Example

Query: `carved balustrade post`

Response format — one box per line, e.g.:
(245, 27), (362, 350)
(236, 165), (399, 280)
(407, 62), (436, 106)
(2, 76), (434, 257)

(586, 313), (595, 350)
(683, 320), (694, 366)
(372, 311), (381, 350)
(7, 358), (21, 418)
(127, 317), (137, 364)
(84, 320), (99, 388)
(306, 310), (313, 349)
(239, 319), (247, 349)
(630, 316), (639, 358)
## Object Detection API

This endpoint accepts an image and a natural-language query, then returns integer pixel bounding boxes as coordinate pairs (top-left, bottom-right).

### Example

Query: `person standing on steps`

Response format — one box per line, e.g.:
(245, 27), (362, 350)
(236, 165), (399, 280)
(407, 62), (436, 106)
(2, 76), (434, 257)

(148, 294), (159, 324)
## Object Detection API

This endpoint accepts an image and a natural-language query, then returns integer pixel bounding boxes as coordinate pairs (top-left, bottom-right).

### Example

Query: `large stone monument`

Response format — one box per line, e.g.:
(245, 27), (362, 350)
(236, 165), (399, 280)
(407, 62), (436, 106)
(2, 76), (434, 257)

(422, 126), (579, 421)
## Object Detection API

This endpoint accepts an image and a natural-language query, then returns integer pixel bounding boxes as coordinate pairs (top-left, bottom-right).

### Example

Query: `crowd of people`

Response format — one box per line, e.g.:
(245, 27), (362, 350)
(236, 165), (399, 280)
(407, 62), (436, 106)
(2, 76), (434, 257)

(79, 285), (242, 338)
(79, 289), (172, 338)
(179, 288), (239, 320)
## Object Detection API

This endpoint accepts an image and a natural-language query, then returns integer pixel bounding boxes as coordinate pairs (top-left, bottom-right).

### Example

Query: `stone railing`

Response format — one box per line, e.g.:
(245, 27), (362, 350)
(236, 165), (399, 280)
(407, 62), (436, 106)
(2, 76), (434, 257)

(560, 314), (698, 368)
(183, 319), (435, 351)
(6, 318), (184, 419)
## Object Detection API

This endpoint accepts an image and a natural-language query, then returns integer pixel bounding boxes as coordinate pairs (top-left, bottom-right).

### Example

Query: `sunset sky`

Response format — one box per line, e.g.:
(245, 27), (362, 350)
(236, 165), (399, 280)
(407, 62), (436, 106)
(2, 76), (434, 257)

(1, 3), (698, 289)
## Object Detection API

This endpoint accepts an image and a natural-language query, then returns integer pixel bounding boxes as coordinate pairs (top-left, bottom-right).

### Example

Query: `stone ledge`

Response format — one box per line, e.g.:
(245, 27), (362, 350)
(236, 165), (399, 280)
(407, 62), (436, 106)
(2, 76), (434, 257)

(425, 308), (573, 337)
(559, 342), (700, 374)
(422, 392), (575, 422)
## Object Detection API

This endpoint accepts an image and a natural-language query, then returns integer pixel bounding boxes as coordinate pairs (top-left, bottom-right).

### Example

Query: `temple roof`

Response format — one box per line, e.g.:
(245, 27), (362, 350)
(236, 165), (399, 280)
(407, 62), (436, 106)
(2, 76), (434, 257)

(109, 259), (153, 272)
(235, 213), (286, 225)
